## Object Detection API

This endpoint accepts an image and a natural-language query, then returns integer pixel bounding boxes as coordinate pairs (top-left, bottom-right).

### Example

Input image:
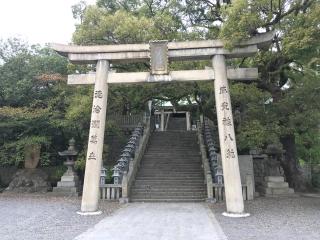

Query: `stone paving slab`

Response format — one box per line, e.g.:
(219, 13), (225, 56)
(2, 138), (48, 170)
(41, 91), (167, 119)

(74, 203), (228, 240)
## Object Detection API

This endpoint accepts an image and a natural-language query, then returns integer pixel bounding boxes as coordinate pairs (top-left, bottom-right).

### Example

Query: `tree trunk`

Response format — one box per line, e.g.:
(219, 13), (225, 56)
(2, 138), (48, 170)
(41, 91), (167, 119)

(280, 134), (306, 191)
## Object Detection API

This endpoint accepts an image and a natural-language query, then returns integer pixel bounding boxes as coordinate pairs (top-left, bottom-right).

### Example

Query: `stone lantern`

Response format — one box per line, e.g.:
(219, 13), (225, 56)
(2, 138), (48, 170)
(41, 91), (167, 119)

(117, 158), (128, 171)
(112, 165), (121, 184)
(215, 166), (224, 185)
(52, 138), (80, 196)
(100, 167), (107, 185)
(125, 143), (136, 151)
(127, 139), (137, 146)
(121, 149), (134, 159)
(209, 150), (218, 162)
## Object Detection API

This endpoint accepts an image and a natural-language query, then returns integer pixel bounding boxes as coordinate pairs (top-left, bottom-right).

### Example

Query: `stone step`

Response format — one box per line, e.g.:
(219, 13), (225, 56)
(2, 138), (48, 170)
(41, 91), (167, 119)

(140, 169), (203, 172)
(137, 172), (203, 175)
(131, 195), (206, 200)
(264, 176), (285, 182)
(149, 142), (196, 143)
(145, 149), (199, 151)
(143, 153), (200, 156)
(131, 193), (206, 198)
(138, 169), (203, 173)
(131, 189), (205, 193)
(140, 167), (203, 171)
(142, 159), (201, 162)
(265, 182), (289, 188)
(136, 177), (204, 180)
(52, 186), (79, 194)
(131, 189), (206, 194)
(142, 159), (201, 161)
(141, 163), (202, 166)
(130, 198), (205, 202)
(141, 162), (202, 165)
(264, 187), (294, 195)
(137, 171), (203, 177)
(142, 164), (201, 167)
(131, 130), (205, 201)
(143, 156), (201, 159)
(140, 167), (202, 171)
(136, 176), (204, 180)
(134, 180), (204, 185)
(131, 185), (205, 190)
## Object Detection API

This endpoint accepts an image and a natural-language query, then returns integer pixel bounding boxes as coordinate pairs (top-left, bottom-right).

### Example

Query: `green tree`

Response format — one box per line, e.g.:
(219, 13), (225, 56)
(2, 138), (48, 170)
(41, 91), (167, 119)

(70, 0), (320, 190)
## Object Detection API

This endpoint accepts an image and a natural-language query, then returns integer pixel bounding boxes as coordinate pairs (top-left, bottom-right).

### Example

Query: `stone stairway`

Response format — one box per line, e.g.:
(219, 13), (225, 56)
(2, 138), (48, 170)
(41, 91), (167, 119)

(263, 176), (294, 196)
(130, 131), (206, 202)
(167, 117), (186, 131)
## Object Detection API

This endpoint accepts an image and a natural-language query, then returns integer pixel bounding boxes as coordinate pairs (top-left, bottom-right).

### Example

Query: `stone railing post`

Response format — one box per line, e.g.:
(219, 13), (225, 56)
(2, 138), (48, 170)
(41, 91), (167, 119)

(212, 55), (249, 217)
(197, 122), (214, 202)
(160, 109), (165, 131)
(121, 171), (129, 203)
(206, 171), (214, 200)
(246, 174), (254, 200)
(78, 60), (109, 215)
(186, 112), (191, 131)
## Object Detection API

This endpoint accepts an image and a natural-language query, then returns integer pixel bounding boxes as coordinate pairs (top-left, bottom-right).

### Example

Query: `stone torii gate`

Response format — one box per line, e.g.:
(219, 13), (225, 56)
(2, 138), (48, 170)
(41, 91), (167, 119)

(51, 31), (273, 217)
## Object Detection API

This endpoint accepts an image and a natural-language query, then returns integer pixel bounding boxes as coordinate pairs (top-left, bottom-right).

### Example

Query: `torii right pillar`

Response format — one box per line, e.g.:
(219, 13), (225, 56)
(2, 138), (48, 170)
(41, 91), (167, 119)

(212, 55), (250, 217)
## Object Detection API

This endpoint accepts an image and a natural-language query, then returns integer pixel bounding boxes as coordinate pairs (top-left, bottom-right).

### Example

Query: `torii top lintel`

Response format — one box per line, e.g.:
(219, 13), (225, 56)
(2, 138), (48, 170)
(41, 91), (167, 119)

(51, 31), (274, 64)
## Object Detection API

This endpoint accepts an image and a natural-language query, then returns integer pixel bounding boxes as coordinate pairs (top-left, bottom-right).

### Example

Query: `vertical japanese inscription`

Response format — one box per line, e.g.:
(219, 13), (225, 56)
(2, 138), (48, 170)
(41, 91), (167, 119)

(93, 105), (102, 114)
(94, 90), (103, 98)
(213, 54), (245, 214)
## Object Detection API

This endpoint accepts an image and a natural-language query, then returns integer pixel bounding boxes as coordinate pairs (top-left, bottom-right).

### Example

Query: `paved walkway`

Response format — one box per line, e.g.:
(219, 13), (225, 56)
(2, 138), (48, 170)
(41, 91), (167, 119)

(74, 203), (228, 240)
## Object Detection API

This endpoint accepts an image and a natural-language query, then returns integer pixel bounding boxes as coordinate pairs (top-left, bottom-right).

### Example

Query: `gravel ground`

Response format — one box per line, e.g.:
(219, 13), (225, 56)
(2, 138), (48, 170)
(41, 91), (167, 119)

(1, 193), (319, 240)
(210, 195), (320, 240)
(0, 193), (121, 240)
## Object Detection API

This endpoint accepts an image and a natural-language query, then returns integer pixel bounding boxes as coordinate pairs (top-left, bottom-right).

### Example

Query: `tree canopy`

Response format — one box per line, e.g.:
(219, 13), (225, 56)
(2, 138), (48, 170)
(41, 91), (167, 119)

(0, 0), (319, 189)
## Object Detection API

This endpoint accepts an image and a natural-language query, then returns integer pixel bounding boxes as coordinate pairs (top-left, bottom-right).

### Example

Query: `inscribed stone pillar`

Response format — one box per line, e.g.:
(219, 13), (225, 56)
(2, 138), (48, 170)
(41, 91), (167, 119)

(186, 112), (191, 131)
(212, 55), (248, 216)
(160, 109), (165, 131)
(80, 60), (109, 214)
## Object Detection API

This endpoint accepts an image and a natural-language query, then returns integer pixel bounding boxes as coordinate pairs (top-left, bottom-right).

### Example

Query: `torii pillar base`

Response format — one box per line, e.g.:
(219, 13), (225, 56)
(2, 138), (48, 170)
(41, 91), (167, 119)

(77, 210), (102, 216)
(222, 212), (250, 218)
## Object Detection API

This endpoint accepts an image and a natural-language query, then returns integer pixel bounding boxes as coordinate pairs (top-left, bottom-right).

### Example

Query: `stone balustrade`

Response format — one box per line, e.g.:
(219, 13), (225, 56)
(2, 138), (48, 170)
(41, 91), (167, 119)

(112, 123), (144, 185)
(99, 120), (150, 201)
(198, 116), (254, 202)
(100, 184), (122, 200)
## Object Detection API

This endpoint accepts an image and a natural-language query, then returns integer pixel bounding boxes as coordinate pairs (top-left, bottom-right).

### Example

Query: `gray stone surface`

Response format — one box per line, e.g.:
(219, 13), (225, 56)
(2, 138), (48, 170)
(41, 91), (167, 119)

(263, 176), (294, 196)
(211, 196), (320, 240)
(5, 169), (51, 193)
(74, 203), (227, 240)
(0, 193), (120, 240)
(24, 144), (41, 169)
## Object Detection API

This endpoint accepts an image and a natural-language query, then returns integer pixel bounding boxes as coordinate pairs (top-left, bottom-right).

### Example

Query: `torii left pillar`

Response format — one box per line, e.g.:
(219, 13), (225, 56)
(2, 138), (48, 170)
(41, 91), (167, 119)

(77, 60), (109, 215)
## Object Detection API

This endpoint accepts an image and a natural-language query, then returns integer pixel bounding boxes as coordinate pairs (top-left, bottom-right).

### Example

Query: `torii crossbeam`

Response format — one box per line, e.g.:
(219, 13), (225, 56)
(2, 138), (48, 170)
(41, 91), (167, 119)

(51, 31), (274, 217)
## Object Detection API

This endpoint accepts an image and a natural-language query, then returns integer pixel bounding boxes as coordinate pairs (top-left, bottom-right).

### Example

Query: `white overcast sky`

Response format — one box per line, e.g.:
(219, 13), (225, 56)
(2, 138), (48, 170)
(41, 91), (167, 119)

(0, 0), (96, 45)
